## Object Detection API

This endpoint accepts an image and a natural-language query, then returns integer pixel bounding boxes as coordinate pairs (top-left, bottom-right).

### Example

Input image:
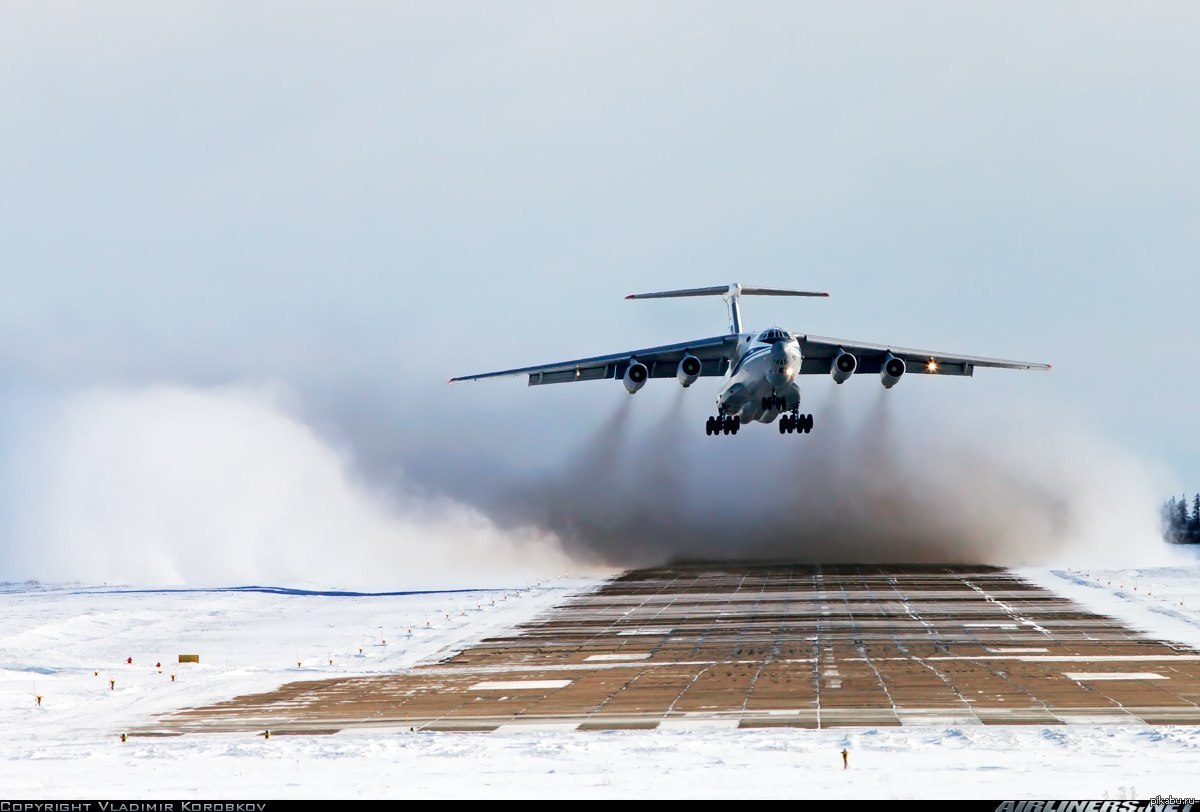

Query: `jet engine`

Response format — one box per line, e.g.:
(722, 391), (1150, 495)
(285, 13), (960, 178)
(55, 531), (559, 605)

(676, 355), (702, 388)
(880, 352), (906, 389)
(831, 349), (857, 384)
(623, 361), (649, 394)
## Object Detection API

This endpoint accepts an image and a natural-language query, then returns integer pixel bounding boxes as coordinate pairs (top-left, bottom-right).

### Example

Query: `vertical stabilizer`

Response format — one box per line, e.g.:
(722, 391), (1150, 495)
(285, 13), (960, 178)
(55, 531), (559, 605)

(726, 289), (742, 334)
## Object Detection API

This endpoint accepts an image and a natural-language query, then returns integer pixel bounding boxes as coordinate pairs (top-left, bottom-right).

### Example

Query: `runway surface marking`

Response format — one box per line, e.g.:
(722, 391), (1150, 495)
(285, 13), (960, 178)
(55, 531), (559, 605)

(148, 563), (1200, 733)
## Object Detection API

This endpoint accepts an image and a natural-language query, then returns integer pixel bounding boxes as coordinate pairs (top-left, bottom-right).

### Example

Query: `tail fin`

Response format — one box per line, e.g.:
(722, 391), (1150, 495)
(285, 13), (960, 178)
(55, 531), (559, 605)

(625, 283), (829, 334)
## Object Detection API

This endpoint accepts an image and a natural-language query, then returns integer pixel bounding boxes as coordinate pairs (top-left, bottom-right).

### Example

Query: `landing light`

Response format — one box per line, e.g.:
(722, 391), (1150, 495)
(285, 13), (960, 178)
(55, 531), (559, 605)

(926, 359), (939, 373)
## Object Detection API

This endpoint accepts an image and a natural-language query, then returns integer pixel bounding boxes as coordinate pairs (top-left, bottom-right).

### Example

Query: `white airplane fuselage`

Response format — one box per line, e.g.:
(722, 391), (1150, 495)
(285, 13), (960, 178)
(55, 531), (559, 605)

(716, 332), (803, 424)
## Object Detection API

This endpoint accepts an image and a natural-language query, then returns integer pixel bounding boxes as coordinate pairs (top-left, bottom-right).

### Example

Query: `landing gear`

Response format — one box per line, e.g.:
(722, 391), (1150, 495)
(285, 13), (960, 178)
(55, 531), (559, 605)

(760, 394), (786, 411)
(705, 414), (741, 436)
(779, 411), (814, 435)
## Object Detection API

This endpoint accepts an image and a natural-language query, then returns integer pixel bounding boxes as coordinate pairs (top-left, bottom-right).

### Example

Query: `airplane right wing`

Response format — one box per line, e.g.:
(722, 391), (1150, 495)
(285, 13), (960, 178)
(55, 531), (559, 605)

(797, 334), (1052, 376)
(450, 334), (738, 386)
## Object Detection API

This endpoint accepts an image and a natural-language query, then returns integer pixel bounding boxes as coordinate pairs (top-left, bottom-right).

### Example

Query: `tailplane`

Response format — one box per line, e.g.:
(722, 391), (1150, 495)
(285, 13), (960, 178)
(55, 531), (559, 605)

(625, 283), (828, 334)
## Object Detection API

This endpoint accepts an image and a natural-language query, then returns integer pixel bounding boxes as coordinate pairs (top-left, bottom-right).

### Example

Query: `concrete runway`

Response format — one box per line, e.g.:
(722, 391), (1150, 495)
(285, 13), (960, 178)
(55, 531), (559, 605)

(151, 563), (1200, 733)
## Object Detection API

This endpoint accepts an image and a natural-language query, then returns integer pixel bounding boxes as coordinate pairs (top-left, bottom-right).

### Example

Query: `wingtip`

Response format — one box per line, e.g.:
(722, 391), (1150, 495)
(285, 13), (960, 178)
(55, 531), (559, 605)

(624, 294), (635, 300)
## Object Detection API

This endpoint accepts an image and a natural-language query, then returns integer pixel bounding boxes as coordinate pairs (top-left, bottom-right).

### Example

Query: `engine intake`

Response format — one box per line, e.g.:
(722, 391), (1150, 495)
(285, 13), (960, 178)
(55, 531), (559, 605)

(677, 355), (702, 388)
(623, 361), (649, 394)
(881, 352), (906, 389)
(831, 349), (857, 384)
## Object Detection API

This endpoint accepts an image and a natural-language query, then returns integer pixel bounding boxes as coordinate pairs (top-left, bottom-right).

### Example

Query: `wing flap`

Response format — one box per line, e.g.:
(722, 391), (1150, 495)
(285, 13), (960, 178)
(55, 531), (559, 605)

(530, 366), (616, 385)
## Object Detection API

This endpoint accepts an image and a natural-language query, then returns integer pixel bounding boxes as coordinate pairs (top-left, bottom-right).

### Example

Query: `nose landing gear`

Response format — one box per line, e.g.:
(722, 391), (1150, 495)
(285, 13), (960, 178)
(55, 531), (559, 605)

(779, 411), (814, 435)
(760, 395), (786, 411)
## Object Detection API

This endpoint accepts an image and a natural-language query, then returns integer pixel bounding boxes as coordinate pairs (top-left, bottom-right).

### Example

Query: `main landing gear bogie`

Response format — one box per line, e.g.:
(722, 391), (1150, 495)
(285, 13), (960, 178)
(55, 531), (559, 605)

(779, 412), (814, 435)
(705, 414), (741, 436)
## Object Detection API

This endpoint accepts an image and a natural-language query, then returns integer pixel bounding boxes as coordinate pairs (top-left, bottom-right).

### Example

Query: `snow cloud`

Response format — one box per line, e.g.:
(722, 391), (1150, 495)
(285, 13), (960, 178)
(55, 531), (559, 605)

(0, 385), (570, 589)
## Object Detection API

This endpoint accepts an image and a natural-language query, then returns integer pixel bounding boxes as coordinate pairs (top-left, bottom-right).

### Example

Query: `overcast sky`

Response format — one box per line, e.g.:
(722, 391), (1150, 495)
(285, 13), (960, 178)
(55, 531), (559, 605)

(2, 3), (1198, 488)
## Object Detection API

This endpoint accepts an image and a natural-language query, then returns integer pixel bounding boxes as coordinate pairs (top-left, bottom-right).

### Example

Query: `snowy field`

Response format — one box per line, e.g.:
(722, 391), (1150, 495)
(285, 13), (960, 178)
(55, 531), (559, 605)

(3, 566), (1200, 800)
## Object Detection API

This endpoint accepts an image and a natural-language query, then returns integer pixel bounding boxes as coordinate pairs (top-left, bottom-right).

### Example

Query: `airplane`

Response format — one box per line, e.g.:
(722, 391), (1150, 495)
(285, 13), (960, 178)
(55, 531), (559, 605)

(449, 284), (1051, 436)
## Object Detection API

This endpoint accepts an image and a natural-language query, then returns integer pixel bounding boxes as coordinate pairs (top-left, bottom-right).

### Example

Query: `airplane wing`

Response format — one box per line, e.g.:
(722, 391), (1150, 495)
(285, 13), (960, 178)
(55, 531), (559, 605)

(797, 334), (1051, 377)
(450, 334), (739, 386)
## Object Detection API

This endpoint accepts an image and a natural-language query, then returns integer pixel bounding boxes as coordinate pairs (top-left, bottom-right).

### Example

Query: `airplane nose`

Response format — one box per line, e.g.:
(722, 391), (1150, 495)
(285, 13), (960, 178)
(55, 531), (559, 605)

(765, 342), (796, 386)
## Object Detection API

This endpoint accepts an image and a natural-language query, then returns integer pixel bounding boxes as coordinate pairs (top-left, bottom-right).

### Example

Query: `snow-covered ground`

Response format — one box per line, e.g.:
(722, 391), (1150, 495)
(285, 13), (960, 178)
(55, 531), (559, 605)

(0, 579), (589, 739)
(3, 565), (1200, 799)
(1026, 560), (1200, 652)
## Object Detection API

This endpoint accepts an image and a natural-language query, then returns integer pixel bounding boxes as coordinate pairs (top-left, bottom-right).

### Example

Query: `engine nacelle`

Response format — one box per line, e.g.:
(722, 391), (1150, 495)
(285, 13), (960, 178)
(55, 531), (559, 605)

(831, 349), (857, 384)
(881, 352), (906, 389)
(623, 361), (649, 394)
(676, 355), (702, 388)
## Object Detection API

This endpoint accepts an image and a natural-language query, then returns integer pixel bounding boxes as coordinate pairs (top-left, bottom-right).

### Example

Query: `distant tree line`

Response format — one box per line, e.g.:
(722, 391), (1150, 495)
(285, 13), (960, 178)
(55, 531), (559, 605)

(1163, 494), (1200, 544)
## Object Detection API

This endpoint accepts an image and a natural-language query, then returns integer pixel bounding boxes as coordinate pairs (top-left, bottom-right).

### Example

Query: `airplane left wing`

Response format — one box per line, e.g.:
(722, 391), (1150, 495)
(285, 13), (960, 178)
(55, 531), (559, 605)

(450, 334), (739, 386)
(797, 334), (1051, 376)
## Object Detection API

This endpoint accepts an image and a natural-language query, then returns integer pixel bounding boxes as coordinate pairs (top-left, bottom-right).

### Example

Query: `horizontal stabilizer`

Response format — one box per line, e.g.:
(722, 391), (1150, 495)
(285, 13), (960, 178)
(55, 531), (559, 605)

(626, 283), (828, 334)
(626, 284), (829, 300)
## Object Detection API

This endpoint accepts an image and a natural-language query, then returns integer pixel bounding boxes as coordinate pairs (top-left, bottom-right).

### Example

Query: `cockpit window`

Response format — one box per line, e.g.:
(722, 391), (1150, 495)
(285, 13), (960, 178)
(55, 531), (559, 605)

(757, 328), (792, 344)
